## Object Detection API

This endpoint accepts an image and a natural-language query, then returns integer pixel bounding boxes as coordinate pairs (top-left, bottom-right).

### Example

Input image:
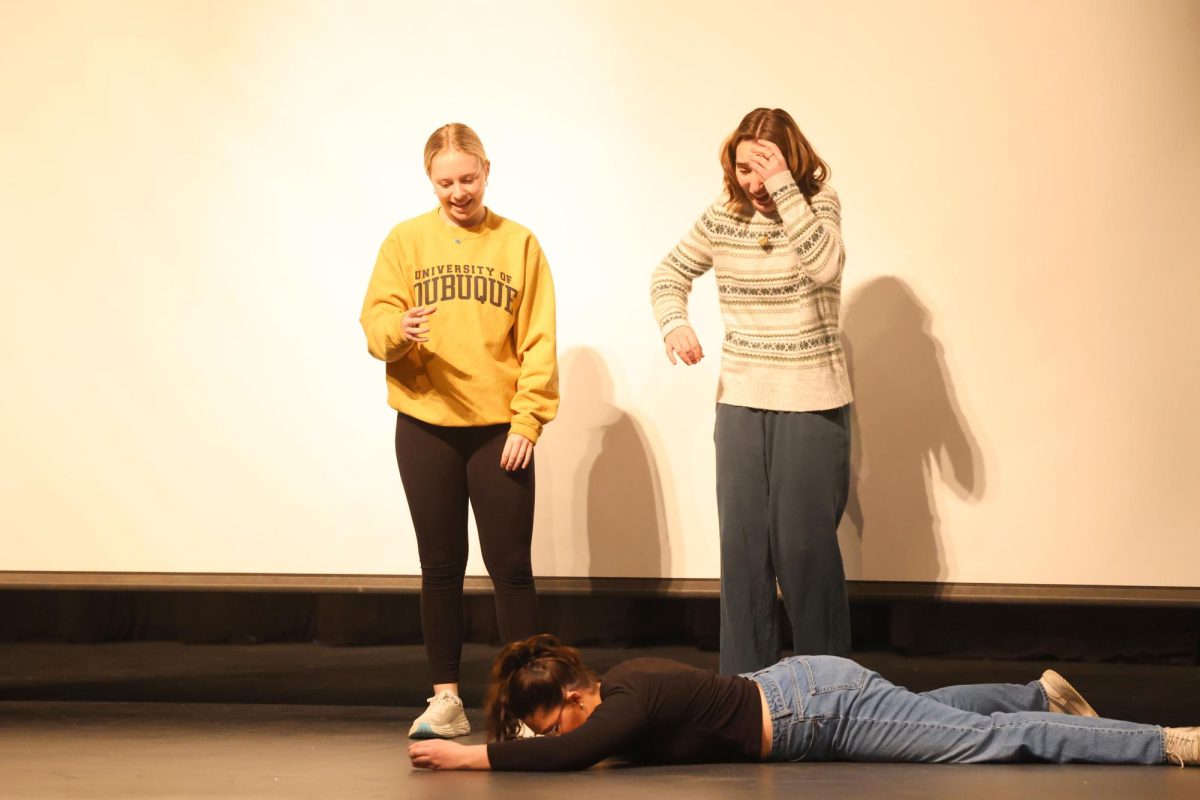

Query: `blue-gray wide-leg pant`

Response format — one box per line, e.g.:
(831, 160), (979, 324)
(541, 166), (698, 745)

(715, 403), (852, 675)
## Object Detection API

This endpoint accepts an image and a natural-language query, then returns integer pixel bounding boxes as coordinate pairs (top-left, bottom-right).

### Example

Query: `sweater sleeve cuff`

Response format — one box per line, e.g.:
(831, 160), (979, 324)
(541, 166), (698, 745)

(659, 317), (691, 338)
(486, 742), (512, 771)
(509, 419), (542, 445)
(386, 316), (414, 360)
(764, 171), (801, 197)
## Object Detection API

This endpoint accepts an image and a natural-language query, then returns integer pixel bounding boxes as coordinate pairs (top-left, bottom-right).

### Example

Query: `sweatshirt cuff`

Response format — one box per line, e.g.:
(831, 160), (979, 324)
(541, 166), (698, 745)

(509, 419), (542, 444)
(386, 316), (414, 360)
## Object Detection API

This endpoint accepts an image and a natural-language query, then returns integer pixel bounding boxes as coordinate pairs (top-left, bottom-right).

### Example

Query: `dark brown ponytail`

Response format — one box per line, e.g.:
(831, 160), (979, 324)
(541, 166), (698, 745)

(484, 634), (597, 741)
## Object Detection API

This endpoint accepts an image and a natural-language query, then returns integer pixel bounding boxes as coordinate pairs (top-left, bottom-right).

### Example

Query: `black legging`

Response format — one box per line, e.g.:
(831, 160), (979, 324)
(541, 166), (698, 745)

(394, 412), (538, 684)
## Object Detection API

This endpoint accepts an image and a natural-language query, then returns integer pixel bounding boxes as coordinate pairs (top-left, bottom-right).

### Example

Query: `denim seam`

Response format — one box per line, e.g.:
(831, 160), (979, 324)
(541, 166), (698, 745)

(800, 656), (866, 695)
(848, 716), (1161, 736)
(781, 717), (817, 761)
(790, 661), (807, 717)
(755, 674), (792, 722)
(832, 716), (1162, 763)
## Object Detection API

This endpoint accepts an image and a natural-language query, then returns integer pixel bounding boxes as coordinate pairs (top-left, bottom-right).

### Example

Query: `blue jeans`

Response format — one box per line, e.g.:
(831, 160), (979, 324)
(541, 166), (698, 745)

(747, 656), (1168, 764)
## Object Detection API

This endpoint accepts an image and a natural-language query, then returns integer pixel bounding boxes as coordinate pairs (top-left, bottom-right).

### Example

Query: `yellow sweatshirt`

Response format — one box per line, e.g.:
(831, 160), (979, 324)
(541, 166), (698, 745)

(360, 208), (558, 443)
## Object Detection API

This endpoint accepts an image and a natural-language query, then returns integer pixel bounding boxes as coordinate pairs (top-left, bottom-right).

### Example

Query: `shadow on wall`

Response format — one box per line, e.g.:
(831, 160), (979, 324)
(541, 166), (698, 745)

(839, 277), (986, 582)
(533, 347), (671, 579)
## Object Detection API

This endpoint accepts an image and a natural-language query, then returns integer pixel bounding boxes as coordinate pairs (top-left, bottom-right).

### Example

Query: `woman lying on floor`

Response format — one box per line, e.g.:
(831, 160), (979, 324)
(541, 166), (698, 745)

(408, 634), (1197, 770)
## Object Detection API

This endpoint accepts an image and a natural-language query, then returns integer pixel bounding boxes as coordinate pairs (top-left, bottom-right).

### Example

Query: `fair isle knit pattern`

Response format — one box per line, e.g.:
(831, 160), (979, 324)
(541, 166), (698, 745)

(650, 172), (852, 413)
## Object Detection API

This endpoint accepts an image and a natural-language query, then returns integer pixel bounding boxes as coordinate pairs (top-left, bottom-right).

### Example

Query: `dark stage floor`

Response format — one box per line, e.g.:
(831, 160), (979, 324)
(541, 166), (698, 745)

(1, 642), (1197, 798)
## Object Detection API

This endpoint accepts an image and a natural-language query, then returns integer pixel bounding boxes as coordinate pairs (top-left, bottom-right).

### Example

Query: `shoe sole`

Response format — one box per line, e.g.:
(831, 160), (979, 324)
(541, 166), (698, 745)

(1041, 670), (1099, 717)
(408, 720), (472, 740)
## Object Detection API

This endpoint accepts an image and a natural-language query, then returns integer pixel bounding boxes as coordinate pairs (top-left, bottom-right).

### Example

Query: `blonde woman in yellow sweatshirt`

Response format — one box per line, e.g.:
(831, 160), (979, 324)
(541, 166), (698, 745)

(361, 123), (558, 740)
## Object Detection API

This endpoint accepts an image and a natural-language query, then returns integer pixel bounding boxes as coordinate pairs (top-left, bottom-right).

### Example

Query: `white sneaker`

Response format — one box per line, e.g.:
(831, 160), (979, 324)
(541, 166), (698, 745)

(408, 690), (471, 739)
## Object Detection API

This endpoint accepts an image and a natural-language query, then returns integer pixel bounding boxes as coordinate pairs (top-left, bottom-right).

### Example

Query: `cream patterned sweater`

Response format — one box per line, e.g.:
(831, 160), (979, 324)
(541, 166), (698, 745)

(650, 172), (852, 412)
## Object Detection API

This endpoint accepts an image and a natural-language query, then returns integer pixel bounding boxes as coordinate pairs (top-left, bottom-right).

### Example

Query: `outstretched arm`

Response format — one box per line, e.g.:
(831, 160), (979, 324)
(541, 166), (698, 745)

(409, 741), (490, 771)
(486, 689), (646, 771)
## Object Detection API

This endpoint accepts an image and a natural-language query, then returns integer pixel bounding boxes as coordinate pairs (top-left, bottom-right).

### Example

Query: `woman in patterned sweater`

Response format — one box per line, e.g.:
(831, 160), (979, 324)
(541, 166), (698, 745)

(650, 108), (853, 674)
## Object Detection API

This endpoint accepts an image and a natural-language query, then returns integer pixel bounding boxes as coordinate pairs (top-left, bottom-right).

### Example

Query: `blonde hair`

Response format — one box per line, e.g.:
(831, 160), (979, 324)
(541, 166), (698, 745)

(719, 108), (829, 214)
(423, 123), (489, 175)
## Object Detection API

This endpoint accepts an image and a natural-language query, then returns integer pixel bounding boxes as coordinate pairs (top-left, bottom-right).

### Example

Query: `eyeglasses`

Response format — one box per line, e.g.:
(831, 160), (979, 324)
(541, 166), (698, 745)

(532, 703), (567, 737)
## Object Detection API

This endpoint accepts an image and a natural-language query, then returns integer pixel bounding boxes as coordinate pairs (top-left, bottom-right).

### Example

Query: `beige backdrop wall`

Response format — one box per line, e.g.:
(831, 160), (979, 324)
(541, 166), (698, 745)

(2, 0), (1198, 586)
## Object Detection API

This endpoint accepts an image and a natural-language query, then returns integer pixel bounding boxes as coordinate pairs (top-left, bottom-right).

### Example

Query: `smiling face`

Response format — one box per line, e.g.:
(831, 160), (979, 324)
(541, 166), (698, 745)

(734, 139), (775, 214)
(428, 148), (489, 227)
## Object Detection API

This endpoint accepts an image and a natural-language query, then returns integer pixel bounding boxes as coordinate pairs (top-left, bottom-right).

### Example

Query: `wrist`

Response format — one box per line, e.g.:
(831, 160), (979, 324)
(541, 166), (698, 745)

(509, 421), (540, 444)
(660, 319), (690, 339)
(464, 743), (491, 770)
(763, 171), (796, 194)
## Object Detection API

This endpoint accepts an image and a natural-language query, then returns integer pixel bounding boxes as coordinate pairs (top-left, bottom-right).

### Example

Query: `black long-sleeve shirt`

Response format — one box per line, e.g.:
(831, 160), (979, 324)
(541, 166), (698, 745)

(487, 657), (763, 771)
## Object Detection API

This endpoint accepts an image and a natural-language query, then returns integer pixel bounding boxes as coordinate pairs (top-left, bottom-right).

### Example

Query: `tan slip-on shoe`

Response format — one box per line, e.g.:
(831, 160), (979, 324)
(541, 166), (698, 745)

(1040, 669), (1099, 717)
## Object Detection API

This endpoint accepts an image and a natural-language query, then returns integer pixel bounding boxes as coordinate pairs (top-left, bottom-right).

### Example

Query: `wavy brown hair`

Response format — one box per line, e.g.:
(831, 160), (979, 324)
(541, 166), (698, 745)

(484, 634), (598, 741)
(720, 107), (829, 214)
